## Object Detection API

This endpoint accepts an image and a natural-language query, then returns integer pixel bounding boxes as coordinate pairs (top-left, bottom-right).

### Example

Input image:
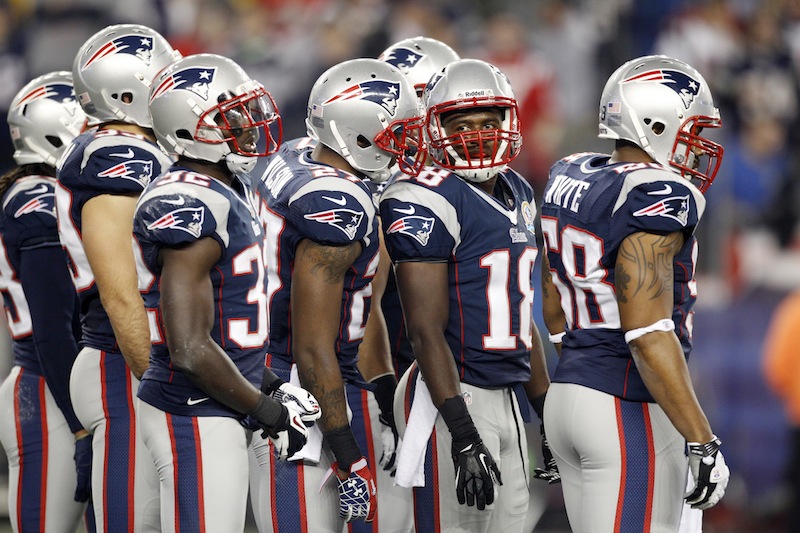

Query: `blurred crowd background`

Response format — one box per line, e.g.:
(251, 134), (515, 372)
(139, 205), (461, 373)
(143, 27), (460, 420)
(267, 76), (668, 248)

(1, 0), (799, 531)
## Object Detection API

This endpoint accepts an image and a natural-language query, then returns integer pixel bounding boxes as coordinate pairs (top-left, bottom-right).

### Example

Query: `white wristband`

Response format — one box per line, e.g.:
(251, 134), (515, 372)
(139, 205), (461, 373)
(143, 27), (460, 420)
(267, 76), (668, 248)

(624, 318), (675, 344)
(548, 332), (566, 344)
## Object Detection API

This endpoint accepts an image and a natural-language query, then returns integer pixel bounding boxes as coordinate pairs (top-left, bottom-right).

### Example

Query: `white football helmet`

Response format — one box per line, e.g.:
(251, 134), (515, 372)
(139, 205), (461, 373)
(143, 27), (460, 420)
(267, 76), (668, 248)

(149, 53), (282, 175)
(598, 55), (724, 192)
(7, 71), (87, 167)
(378, 36), (460, 98)
(423, 59), (521, 183)
(73, 24), (181, 127)
(305, 58), (425, 182)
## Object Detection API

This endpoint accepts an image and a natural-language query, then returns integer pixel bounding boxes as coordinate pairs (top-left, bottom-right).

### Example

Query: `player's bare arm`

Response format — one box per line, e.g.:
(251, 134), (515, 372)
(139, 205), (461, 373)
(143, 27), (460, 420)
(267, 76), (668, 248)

(394, 260), (460, 407)
(160, 237), (262, 414)
(540, 251), (566, 356)
(292, 238), (361, 431)
(82, 193), (151, 379)
(616, 230), (713, 443)
(524, 323), (551, 401)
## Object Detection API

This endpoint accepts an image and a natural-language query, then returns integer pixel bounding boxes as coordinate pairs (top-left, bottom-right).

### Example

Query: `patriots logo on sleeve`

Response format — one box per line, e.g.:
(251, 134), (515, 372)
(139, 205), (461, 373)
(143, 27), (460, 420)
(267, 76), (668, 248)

(82, 35), (155, 69)
(633, 194), (690, 226)
(150, 67), (217, 101)
(386, 215), (435, 246)
(621, 69), (701, 110)
(323, 80), (400, 116)
(97, 159), (154, 185)
(14, 192), (56, 219)
(146, 206), (205, 238)
(304, 208), (364, 240)
(14, 83), (75, 109)
(380, 47), (424, 74)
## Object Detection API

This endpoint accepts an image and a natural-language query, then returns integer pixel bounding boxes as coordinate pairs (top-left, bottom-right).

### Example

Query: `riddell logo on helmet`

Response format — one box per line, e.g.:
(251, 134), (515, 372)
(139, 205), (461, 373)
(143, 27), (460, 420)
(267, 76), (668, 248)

(460, 89), (494, 98)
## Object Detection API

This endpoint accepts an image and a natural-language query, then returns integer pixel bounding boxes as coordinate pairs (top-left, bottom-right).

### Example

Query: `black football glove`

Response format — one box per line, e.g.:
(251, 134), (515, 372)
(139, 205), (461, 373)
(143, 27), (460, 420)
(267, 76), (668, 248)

(532, 424), (561, 484)
(452, 440), (502, 510)
(685, 436), (730, 509)
(73, 433), (93, 502)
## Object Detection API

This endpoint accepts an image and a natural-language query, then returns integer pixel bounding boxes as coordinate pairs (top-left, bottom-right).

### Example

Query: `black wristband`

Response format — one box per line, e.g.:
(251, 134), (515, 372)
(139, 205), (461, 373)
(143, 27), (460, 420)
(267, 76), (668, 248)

(249, 393), (287, 435)
(260, 367), (285, 395)
(371, 374), (398, 426)
(323, 425), (362, 470)
(439, 395), (480, 446)
(531, 392), (546, 421)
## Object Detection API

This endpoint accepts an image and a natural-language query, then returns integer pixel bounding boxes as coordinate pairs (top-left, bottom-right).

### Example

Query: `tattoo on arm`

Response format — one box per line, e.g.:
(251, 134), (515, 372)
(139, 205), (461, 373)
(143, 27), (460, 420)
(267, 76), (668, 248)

(298, 241), (360, 284)
(616, 232), (683, 303)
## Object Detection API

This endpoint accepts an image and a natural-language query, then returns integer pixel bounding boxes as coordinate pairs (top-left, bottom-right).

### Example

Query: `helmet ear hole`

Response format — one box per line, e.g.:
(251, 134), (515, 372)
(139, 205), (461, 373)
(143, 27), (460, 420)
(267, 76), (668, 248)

(356, 135), (372, 148)
(651, 121), (665, 135)
(45, 135), (63, 148)
(176, 129), (194, 141)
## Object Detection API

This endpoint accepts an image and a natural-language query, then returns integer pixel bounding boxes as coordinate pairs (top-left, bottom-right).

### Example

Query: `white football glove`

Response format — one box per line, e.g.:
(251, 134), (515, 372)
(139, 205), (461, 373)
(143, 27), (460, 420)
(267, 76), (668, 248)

(269, 402), (310, 461)
(685, 436), (730, 510)
(271, 382), (321, 426)
(378, 416), (399, 474)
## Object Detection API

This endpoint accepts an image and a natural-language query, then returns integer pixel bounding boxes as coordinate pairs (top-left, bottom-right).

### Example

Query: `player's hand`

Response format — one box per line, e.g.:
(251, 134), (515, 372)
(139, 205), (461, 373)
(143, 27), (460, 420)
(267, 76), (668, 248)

(685, 436), (729, 510)
(73, 433), (93, 502)
(532, 424), (561, 484)
(378, 414), (399, 475)
(269, 381), (321, 427)
(332, 457), (377, 523)
(268, 403), (310, 460)
(452, 440), (502, 510)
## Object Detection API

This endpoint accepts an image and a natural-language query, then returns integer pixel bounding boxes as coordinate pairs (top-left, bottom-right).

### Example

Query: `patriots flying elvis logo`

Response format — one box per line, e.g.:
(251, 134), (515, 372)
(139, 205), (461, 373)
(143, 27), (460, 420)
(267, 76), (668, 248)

(323, 80), (400, 116)
(97, 159), (154, 186)
(304, 208), (364, 240)
(151, 67), (217, 101)
(386, 215), (435, 246)
(14, 193), (56, 219)
(380, 47), (425, 75)
(147, 206), (205, 238)
(83, 35), (155, 69)
(621, 69), (701, 110)
(632, 194), (690, 226)
(14, 83), (75, 109)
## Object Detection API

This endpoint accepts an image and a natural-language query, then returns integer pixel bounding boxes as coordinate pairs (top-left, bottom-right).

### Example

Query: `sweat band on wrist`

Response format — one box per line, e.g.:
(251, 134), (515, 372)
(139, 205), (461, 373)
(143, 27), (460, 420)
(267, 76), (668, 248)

(371, 373), (398, 425)
(323, 425), (362, 470)
(260, 367), (285, 395)
(624, 318), (675, 344)
(439, 395), (480, 445)
(548, 332), (566, 344)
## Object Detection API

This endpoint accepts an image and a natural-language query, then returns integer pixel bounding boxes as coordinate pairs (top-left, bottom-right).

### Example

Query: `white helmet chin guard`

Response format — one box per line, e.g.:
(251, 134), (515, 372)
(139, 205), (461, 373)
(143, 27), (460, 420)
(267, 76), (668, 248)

(305, 58), (425, 182)
(73, 24), (181, 127)
(598, 55), (724, 192)
(7, 71), (87, 167)
(378, 36), (460, 98)
(149, 53), (283, 175)
(423, 58), (521, 183)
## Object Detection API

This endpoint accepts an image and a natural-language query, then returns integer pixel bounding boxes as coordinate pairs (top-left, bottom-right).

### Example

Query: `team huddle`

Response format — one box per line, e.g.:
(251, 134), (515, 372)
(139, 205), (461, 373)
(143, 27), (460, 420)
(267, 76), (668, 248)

(0, 22), (730, 533)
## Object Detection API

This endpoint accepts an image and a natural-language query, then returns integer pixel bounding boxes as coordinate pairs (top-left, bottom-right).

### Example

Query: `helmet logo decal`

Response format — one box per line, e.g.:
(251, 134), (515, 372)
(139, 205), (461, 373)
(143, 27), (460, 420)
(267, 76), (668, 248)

(83, 35), (155, 69)
(323, 80), (400, 116)
(303, 208), (364, 240)
(97, 159), (154, 186)
(622, 69), (701, 110)
(632, 194), (690, 226)
(386, 215), (435, 246)
(151, 67), (217, 101)
(380, 47), (424, 74)
(147, 206), (205, 238)
(14, 83), (75, 109)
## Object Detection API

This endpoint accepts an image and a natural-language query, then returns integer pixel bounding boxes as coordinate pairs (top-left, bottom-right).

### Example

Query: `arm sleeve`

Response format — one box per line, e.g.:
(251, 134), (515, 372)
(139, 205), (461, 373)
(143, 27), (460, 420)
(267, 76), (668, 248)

(19, 243), (84, 433)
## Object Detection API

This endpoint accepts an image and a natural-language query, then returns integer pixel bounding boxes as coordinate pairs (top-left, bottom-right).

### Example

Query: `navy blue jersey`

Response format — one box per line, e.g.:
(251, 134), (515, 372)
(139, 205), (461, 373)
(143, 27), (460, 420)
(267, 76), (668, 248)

(0, 174), (83, 430)
(540, 152), (706, 402)
(56, 128), (172, 351)
(134, 166), (267, 417)
(380, 166), (538, 388)
(253, 138), (379, 385)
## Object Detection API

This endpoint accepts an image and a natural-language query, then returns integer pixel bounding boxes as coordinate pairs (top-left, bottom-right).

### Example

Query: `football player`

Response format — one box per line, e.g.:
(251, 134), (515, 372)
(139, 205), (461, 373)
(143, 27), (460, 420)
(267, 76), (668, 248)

(55, 24), (179, 532)
(0, 71), (92, 533)
(134, 52), (318, 533)
(540, 55), (730, 532)
(247, 58), (424, 532)
(379, 58), (552, 532)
